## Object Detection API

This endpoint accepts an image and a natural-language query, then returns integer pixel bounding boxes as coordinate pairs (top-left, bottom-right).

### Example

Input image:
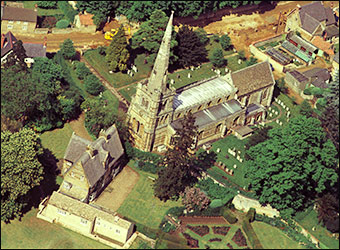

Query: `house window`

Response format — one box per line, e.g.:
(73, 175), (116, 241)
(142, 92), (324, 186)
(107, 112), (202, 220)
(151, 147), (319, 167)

(176, 113), (181, 119)
(23, 22), (28, 25)
(7, 25), (13, 30)
(22, 25), (28, 31)
(17, 21), (21, 24)
(207, 101), (212, 107)
(116, 229), (120, 234)
(217, 98), (222, 104)
(57, 209), (67, 216)
(80, 218), (88, 225)
(8, 21), (14, 24)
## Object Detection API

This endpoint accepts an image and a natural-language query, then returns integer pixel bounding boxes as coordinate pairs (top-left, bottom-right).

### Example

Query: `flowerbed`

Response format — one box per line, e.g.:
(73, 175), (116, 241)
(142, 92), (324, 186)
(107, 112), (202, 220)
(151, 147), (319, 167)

(212, 226), (231, 236)
(183, 233), (199, 248)
(227, 242), (234, 249)
(209, 238), (222, 242)
(232, 228), (248, 247)
(187, 225), (210, 237)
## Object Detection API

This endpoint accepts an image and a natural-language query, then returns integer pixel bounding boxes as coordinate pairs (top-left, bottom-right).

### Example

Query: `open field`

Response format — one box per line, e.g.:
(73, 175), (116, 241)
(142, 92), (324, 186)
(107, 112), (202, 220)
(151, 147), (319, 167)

(1, 209), (110, 249)
(117, 162), (182, 229)
(252, 221), (307, 249)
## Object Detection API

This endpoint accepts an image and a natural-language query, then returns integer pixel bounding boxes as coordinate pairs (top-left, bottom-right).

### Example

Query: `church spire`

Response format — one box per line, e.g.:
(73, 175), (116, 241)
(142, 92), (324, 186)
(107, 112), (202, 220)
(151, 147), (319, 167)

(147, 11), (174, 94)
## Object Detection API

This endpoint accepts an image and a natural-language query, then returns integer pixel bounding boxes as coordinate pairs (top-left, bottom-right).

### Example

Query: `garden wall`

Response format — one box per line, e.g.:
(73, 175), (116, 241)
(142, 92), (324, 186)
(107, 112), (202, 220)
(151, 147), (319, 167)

(51, 28), (74, 34)
(34, 28), (49, 34)
(232, 194), (279, 218)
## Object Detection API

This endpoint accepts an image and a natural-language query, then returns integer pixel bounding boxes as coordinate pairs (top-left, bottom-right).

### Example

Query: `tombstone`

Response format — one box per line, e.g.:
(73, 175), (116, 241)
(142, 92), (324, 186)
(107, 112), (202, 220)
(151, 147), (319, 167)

(225, 67), (229, 73)
(226, 168), (229, 172)
(216, 148), (221, 153)
(187, 73), (191, 78)
(129, 71), (134, 77)
(233, 164), (237, 169)
(276, 119), (279, 124)
(239, 158), (243, 163)
(286, 107), (289, 111)
(197, 65), (201, 69)
(274, 97), (277, 102)
(238, 59), (242, 65)
(170, 79), (175, 85)
(211, 68), (214, 71)
(275, 111), (278, 115)
(312, 226), (316, 231)
(109, 70), (113, 74)
(282, 104), (286, 109)
(227, 148), (231, 154)
(230, 170), (234, 175)
(236, 155), (240, 161)
(238, 150), (241, 155)
(190, 66), (194, 71)
(127, 69), (131, 75)
(216, 69), (221, 75)
(207, 150), (209, 154)
(203, 145), (207, 150)
(268, 107), (271, 111)
(132, 65), (138, 72)
(269, 113), (273, 117)
(279, 121), (282, 126)
(233, 48), (237, 53)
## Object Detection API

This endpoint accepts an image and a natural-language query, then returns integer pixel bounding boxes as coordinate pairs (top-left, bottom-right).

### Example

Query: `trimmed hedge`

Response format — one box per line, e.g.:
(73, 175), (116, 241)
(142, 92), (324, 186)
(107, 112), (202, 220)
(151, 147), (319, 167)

(246, 208), (256, 223)
(222, 208), (237, 224)
(56, 19), (70, 29)
(242, 211), (263, 249)
(136, 160), (158, 174)
(165, 206), (186, 217)
(210, 199), (224, 208)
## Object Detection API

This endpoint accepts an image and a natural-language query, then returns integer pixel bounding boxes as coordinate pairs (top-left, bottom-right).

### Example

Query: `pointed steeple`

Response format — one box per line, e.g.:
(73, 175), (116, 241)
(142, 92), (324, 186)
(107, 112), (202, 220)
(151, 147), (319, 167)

(147, 11), (174, 94)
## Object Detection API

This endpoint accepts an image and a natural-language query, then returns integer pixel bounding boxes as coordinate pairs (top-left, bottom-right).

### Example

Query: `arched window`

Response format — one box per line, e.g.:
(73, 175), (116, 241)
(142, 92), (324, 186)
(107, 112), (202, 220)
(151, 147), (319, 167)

(233, 116), (240, 126)
(215, 123), (222, 133)
(139, 123), (144, 136)
(197, 105), (202, 111)
(217, 98), (222, 104)
(176, 113), (181, 119)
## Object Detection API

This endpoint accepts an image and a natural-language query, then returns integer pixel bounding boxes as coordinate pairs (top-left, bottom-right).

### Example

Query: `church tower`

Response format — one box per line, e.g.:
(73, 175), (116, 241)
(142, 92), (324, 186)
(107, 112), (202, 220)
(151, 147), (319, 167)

(126, 11), (175, 152)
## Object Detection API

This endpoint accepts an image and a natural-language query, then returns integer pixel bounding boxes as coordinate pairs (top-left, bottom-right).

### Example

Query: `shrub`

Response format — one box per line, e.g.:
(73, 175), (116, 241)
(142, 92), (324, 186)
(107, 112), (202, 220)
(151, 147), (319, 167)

(242, 219), (263, 249)
(212, 34), (220, 42)
(209, 199), (224, 208)
(56, 19), (70, 29)
(98, 46), (107, 56)
(84, 74), (104, 95)
(187, 225), (210, 237)
(222, 208), (238, 224)
(226, 242), (233, 249)
(36, 1), (57, 8)
(231, 228), (247, 247)
(182, 233), (199, 248)
(75, 62), (92, 80)
(220, 34), (232, 50)
(136, 161), (158, 174)
(58, 1), (78, 23)
(166, 206), (186, 217)
(197, 178), (236, 200)
(195, 28), (209, 45)
(210, 48), (227, 67)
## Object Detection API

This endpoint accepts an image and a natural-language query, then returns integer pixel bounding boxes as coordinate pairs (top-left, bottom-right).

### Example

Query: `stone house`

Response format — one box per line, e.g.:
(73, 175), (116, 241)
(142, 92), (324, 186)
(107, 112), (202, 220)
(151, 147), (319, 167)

(37, 191), (134, 248)
(1, 2), (37, 34)
(284, 70), (310, 98)
(127, 12), (275, 152)
(74, 12), (97, 33)
(60, 124), (126, 203)
(285, 1), (338, 42)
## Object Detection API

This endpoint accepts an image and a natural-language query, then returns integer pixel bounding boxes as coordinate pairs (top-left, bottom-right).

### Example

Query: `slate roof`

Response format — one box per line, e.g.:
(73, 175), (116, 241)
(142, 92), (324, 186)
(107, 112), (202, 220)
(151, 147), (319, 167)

(64, 132), (92, 164)
(303, 67), (331, 89)
(245, 103), (265, 116)
(287, 70), (309, 83)
(22, 43), (46, 58)
(334, 52), (339, 64)
(171, 99), (243, 130)
(48, 191), (132, 229)
(301, 13), (321, 35)
(325, 25), (339, 39)
(173, 76), (235, 111)
(299, 1), (326, 23)
(1, 31), (17, 57)
(1, 6), (37, 23)
(289, 34), (318, 53)
(325, 7), (336, 26)
(231, 61), (275, 96)
(234, 126), (254, 137)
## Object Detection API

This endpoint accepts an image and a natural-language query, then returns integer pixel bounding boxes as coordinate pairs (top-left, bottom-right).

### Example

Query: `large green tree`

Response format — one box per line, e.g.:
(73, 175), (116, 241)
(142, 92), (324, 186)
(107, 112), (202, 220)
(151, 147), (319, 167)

(220, 34), (232, 50)
(154, 112), (216, 201)
(3, 40), (28, 71)
(130, 10), (178, 65)
(174, 25), (208, 68)
(299, 99), (313, 118)
(84, 74), (104, 96)
(106, 26), (130, 72)
(60, 38), (76, 61)
(245, 116), (338, 216)
(1, 128), (44, 222)
(210, 48), (227, 67)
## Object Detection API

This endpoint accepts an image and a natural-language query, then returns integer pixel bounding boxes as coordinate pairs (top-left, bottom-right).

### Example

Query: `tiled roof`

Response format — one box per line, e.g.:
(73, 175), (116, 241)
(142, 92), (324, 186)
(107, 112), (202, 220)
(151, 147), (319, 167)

(2, 6), (37, 22)
(287, 70), (309, 83)
(289, 34), (318, 53)
(299, 1), (326, 23)
(303, 67), (330, 89)
(48, 191), (132, 229)
(1, 31), (17, 57)
(301, 13), (321, 34)
(78, 13), (95, 26)
(311, 36), (334, 55)
(231, 61), (275, 96)
(325, 7), (336, 26)
(325, 25), (339, 39)
(22, 43), (46, 58)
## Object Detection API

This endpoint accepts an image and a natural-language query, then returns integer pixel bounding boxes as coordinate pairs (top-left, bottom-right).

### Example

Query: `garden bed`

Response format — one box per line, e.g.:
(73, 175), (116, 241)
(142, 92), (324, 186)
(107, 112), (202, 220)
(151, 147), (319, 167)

(187, 225), (210, 237)
(212, 226), (231, 236)
(183, 233), (199, 248)
(232, 228), (248, 247)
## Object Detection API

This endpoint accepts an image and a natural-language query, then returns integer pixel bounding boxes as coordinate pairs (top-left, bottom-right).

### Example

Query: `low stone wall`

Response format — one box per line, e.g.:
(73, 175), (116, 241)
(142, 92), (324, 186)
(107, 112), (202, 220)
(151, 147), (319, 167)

(34, 28), (49, 34)
(253, 33), (285, 48)
(51, 28), (74, 34)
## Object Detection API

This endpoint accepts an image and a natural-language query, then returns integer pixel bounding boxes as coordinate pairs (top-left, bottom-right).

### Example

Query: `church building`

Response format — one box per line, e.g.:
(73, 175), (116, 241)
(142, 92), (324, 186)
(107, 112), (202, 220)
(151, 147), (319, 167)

(127, 11), (275, 152)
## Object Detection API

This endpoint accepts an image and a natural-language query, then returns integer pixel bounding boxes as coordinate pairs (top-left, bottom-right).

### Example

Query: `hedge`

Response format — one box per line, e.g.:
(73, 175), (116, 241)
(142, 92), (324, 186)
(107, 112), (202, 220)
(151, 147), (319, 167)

(56, 19), (70, 29)
(166, 206), (186, 218)
(209, 199), (224, 208)
(242, 219), (263, 249)
(58, 1), (78, 23)
(246, 208), (256, 223)
(222, 207), (237, 224)
(136, 160), (158, 174)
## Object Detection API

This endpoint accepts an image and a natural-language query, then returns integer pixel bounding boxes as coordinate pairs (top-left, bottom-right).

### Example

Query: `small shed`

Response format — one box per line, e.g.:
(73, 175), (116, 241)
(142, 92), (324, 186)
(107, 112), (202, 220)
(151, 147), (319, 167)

(233, 126), (253, 140)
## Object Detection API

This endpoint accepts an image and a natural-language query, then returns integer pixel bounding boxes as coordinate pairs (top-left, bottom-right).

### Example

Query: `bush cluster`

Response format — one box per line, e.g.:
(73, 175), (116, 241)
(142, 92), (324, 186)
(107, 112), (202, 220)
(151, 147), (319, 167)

(136, 161), (158, 174)
(222, 208), (238, 224)
(56, 19), (70, 29)
(58, 1), (78, 23)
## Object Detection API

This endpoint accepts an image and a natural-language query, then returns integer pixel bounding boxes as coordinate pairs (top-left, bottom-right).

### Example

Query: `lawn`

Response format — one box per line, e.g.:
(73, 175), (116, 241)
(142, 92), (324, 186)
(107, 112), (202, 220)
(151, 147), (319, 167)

(40, 123), (74, 159)
(23, 1), (64, 16)
(226, 55), (248, 72)
(1, 209), (110, 249)
(252, 221), (307, 249)
(294, 208), (339, 249)
(119, 85), (137, 103)
(181, 223), (249, 249)
(206, 39), (235, 58)
(200, 135), (251, 188)
(84, 49), (153, 89)
(128, 235), (153, 249)
(117, 162), (182, 229)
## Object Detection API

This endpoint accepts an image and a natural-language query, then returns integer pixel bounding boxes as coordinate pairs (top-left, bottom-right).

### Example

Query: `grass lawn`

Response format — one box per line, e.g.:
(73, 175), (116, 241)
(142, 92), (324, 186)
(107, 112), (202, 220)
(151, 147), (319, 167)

(23, 1), (64, 16)
(200, 135), (250, 188)
(181, 223), (249, 249)
(1, 209), (110, 249)
(206, 40), (235, 58)
(334, 43), (339, 53)
(117, 162), (182, 229)
(66, 61), (90, 98)
(226, 55), (248, 72)
(252, 221), (307, 249)
(294, 208), (339, 249)
(40, 123), (74, 159)
(119, 85), (137, 103)
(84, 50), (153, 89)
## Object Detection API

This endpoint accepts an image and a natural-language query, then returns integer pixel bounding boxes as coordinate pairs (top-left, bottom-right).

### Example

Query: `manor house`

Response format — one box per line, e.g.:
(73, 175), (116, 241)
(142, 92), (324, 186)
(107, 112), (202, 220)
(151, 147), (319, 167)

(127, 12), (275, 152)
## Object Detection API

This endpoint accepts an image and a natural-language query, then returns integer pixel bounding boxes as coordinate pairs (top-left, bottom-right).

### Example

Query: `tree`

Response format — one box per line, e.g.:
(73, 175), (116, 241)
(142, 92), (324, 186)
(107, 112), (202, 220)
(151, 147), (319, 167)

(316, 192), (339, 233)
(210, 48), (226, 67)
(244, 125), (272, 160)
(36, 1), (57, 8)
(246, 56), (258, 66)
(194, 28), (209, 45)
(56, 19), (70, 29)
(299, 100), (313, 117)
(245, 116), (338, 216)
(220, 34), (232, 50)
(1, 128), (44, 222)
(84, 74), (104, 96)
(106, 26), (130, 72)
(154, 112), (216, 201)
(60, 38), (76, 61)
(3, 40), (28, 71)
(130, 10), (178, 65)
(276, 78), (288, 94)
(181, 187), (210, 211)
(174, 25), (208, 68)
(75, 62), (91, 80)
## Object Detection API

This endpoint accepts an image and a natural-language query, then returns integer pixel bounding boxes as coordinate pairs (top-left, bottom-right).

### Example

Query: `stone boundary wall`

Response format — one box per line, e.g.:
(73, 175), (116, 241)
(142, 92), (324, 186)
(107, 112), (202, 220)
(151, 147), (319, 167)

(34, 28), (49, 34)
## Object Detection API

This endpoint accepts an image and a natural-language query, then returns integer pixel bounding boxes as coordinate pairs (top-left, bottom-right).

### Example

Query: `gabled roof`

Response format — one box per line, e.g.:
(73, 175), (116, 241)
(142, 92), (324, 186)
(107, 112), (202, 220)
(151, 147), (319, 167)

(22, 43), (46, 58)
(231, 61), (275, 96)
(303, 67), (331, 89)
(287, 70), (309, 83)
(1, 6), (37, 23)
(1, 31), (17, 57)
(311, 36), (334, 55)
(325, 25), (339, 39)
(64, 132), (92, 164)
(325, 7), (336, 26)
(78, 13), (95, 26)
(289, 34), (318, 53)
(299, 1), (326, 23)
(301, 13), (321, 35)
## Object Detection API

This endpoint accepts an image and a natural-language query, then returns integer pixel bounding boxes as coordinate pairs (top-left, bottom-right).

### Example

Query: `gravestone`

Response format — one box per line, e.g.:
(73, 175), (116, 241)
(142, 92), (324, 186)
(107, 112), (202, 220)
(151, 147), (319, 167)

(170, 79), (175, 84)
(233, 164), (237, 169)
(238, 59), (242, 64)
(216, 148), (221, 153)
(225, 67), (229, 73)
(188, 73), (191, 78)
(132, 65), (138, 72)
(275, 111), (278, 115)
(127, 69), (131, 75)
(109, 70), (113, 74)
